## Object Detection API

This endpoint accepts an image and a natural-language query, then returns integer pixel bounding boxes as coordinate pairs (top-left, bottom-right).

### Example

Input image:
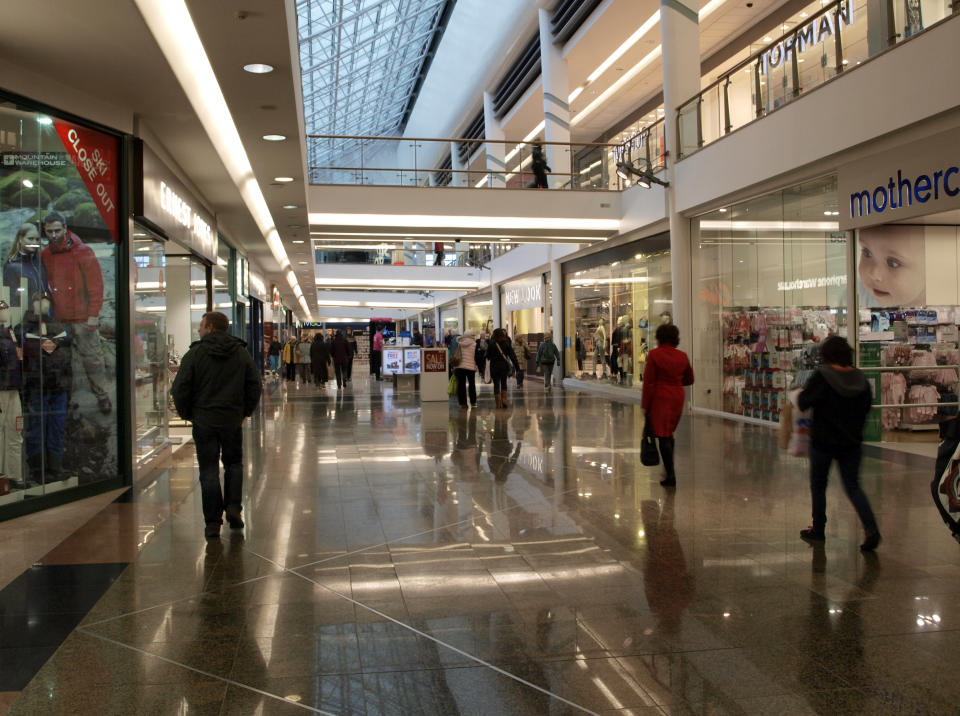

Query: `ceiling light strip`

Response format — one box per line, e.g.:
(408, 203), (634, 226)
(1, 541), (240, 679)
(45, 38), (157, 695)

(308, 213), (618, 231)
(133, 0), (312, 319)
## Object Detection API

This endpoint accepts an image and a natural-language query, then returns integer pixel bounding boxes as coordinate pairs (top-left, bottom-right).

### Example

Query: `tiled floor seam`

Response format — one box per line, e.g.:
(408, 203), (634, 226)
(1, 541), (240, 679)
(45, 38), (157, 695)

(249, 546), (603, 716)
(74, 628), (334, 714)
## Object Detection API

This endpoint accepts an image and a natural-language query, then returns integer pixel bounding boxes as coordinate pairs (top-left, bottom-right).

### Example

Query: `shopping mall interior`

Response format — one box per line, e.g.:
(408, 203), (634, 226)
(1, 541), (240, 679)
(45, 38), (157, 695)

(0, 0), (958, 713)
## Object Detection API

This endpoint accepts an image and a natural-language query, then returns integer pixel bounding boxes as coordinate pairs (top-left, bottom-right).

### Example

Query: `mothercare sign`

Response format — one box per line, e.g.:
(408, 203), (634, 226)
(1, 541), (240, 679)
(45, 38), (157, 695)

(838, 127), (960, 230)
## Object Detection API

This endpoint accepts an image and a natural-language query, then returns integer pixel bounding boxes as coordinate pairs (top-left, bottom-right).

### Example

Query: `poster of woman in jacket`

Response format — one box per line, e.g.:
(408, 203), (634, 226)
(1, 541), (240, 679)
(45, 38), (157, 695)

(0, 107), (119, 496)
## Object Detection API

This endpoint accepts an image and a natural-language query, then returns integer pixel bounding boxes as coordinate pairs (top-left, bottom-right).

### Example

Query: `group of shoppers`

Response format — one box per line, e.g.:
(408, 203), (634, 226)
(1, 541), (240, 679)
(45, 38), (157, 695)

(277, 328), (358, 389)
(639, 323), (881, 551)
(450, 329), (562, 409)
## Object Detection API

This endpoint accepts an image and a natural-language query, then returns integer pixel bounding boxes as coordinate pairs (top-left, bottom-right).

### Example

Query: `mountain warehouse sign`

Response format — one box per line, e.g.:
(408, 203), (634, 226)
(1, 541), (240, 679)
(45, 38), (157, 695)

(838, 127), (960, 230)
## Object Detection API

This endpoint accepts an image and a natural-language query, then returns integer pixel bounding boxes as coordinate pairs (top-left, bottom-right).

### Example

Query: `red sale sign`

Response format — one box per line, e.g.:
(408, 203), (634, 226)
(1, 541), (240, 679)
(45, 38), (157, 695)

(54, 120), (119, 242)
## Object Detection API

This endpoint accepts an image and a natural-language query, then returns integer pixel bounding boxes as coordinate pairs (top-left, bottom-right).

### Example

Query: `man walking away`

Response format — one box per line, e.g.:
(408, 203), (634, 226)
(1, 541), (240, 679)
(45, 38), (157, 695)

(798, 335), (881, 551)
(536, 332), (561, 391)
(171, 312), (262, 540)
(332, 329), (351, 388)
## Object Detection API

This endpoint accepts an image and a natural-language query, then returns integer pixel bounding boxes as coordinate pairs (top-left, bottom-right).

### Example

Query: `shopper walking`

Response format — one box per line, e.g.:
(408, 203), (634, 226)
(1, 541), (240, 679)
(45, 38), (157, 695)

(267, 338), (281, 375)
(476, 332), (488, 384)
(529, 143), (550, 189)
(488, 329), (520, 409)
(171, 312), (262, 539)
(641, 324), (694, 487)
(310, 333), (330, 385)
(345, 327), (358, 382)
(452, 330), (478, 408)
(372, 325), (384, 381)
(332, 330), (351, 388)
(797, 335), (881, 551)
(281, 337), (297, 381)
(296, 336), (312, 383)
(536, 332), (561, 391)
(513, 333), (531, 388)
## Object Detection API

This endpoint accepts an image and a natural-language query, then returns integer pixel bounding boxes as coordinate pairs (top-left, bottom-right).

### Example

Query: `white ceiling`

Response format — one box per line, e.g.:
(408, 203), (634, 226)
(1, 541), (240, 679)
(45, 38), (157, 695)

(0, 0), (317, 316)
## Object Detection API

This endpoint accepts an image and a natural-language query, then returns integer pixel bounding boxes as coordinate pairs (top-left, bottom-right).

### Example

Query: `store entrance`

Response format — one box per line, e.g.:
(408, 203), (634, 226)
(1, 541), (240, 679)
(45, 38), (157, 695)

(855, 215), (960, 452)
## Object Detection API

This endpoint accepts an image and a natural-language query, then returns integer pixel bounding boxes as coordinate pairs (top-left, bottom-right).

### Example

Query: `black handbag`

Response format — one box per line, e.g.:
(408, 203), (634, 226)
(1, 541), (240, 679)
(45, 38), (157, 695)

(641, 423), (660, 466)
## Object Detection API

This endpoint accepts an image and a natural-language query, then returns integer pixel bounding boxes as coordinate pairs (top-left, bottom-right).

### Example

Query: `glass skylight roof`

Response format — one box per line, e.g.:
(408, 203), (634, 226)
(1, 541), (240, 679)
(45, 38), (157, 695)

(297, 0), (450, 177)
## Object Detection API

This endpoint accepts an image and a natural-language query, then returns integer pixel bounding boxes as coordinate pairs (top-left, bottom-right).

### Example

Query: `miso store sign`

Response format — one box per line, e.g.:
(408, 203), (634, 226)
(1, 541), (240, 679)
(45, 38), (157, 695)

(134, 141), (218, 263)
(838, 127), (960, 230)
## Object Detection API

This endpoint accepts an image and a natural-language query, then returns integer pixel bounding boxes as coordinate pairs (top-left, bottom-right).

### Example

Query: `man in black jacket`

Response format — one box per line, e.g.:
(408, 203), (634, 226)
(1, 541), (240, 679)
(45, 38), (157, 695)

(171, 312), (262, 539)
(798, 336), (881, 551)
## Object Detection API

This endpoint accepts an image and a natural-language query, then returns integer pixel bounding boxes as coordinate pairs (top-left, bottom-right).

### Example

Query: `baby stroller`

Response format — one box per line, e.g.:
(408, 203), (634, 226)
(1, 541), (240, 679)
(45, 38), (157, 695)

(933, 417), (960, 544)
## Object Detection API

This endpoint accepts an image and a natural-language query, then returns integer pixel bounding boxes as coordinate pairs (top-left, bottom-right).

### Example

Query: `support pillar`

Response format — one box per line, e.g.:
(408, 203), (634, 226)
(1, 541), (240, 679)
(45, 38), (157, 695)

(456, 296), (465, 334)
(492, 279), (502, 330)
(551, 258), (563, 375)
(483, 91), (506, 188)
(538, 7), (572, 187)
(434, 305), (441, 345)
(660, 0), (700, 340)
(450, 141), (467, 187)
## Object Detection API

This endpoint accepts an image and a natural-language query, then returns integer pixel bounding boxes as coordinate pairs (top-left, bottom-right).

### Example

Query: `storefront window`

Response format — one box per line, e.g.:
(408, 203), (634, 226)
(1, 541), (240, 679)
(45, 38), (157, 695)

(133, 230), (168, 463)
(692, 175), (848, 423)
(0, 103), (121, 505)
(856, 225), (960, 444)
(439, 306), (458, 341)
(465, 295), (493, 336)
(565, 246), (672, 388)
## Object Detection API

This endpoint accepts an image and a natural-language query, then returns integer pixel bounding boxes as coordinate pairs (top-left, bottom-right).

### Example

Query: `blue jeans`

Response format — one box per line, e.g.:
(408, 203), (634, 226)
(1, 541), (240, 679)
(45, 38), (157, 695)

(808, 445), (878, 533)
(193, 423), (243, 526)
(269, 355), (279, 372)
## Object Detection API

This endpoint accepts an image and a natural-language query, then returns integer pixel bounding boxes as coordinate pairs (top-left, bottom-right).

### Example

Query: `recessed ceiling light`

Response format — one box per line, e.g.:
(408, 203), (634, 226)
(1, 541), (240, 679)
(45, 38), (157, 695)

(262, 134), (286, 142)
(243, 63), (274, 74)
(37, 116), (53, 125)
(763, 36), (772, 42)
(274, 177), (294, 183)
(298, 261), (308, 265)
(283, 204), (298, 209)
(292, 240), (305, 244)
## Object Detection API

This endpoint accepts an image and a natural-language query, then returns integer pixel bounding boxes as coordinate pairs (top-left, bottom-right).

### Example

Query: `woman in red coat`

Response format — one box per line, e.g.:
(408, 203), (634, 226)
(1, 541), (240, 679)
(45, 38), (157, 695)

(641, 324), (694, 487)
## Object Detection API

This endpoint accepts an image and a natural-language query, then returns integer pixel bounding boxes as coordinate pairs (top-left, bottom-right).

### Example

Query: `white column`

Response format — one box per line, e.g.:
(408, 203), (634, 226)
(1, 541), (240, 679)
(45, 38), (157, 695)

(483, 91), (506, 188)
(660, 0), (700, 340)
(456, 297), (465, 334)
(551, 258), (563, 376)
(450, 141), (467, 187)
(492, 279), (502, 329)
(538, 7), (572, 187)
(166, 261), (193, 358)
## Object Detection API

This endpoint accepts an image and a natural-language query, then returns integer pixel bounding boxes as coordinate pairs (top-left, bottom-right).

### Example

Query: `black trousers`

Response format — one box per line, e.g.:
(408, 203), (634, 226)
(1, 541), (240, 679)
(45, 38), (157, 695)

(193, 423), (243, 525)
(491, 368), (509, 393)
(284, 362), (296, 380)
(658, 437), (675, 480)
(455, 368), (476, 406)
(372, 350), (382, 380)
(346, 354), (354, 380)
(335, 362), (346, 387)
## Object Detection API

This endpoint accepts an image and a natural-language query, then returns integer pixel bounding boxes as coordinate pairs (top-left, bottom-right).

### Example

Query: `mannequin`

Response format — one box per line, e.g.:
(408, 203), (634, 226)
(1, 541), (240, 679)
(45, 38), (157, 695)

(594, 319), (607, 378)
(611, 317), (624, 382)
(17, 292), (71, 483)
(0, 300), (23, 488)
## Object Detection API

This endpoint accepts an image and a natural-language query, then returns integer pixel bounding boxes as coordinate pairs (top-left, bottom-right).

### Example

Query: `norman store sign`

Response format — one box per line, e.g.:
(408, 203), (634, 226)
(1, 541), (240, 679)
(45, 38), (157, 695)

(838, 127), (960, 230)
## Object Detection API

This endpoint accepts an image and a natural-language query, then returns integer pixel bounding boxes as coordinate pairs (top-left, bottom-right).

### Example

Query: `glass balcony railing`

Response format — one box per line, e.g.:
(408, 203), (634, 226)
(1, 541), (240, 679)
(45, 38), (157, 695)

(314, 243), (492, 267)
(677, 0), (959, 158)
(306, 125), (666, 191)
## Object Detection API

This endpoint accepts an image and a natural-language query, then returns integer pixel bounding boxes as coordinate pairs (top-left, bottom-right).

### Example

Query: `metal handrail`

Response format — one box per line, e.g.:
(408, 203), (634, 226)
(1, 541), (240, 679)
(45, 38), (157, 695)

(307, 133), (623, 148)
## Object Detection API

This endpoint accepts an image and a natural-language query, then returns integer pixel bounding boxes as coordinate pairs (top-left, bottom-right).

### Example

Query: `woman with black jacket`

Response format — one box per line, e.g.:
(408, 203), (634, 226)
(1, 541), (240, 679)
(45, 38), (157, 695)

(310, 334), (331, 386)
(488, 328), (520, 409)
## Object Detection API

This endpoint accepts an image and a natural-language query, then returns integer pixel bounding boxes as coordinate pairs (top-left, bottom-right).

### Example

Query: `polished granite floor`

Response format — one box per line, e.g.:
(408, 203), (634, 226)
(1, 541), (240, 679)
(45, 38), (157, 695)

(5, 376), (960, 715)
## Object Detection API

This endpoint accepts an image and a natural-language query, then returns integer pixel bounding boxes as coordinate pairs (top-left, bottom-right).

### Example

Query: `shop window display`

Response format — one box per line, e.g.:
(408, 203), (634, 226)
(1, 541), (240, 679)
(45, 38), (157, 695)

(0, 104), (120, 504)
(856, 225), (960, 443)
(692, 176), (848, 422)
(565, 250), (672, 389)
(465, 297), (493, 336)
(133, 233), (169, 463)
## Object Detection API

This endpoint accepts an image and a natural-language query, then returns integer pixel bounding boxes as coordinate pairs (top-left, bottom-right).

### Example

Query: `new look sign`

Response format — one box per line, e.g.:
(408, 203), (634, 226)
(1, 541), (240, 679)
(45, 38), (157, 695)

(838, 127), (960, 231)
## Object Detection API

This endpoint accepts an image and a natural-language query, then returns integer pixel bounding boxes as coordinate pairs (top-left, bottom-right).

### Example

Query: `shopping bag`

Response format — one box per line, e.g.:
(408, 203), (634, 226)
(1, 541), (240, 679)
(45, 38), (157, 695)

(447, 374), (458, 396)
(786, 388), (811, 457)
(641, 423), (660, 467)
(932, 418), (960, 544)
(778, 402), (793, 450)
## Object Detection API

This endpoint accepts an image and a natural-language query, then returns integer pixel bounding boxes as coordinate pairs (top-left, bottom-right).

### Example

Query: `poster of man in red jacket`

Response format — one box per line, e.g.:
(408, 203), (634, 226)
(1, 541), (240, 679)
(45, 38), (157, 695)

(40, 212), (111, 414)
